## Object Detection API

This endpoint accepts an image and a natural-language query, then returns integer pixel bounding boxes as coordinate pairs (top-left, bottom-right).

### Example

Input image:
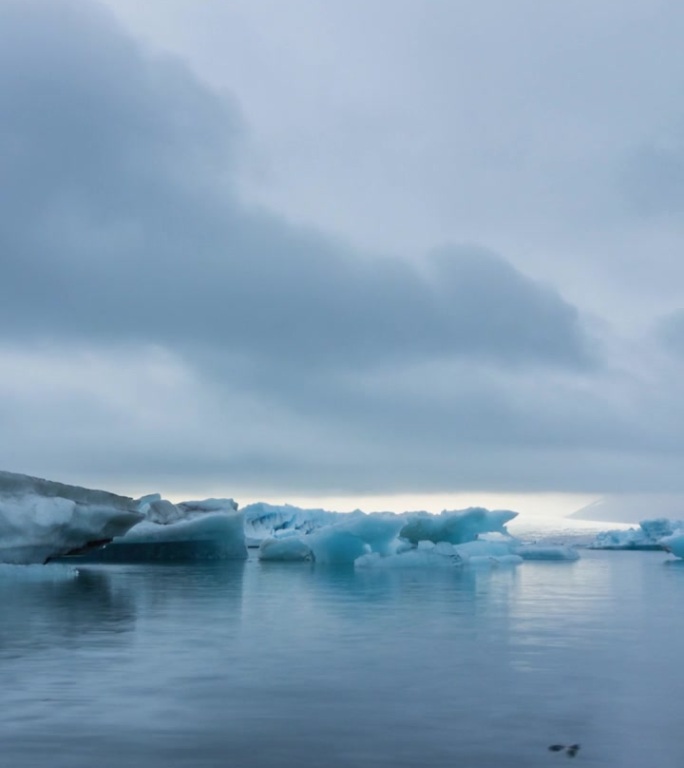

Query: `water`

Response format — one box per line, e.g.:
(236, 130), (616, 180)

(2, 550), (684, 768)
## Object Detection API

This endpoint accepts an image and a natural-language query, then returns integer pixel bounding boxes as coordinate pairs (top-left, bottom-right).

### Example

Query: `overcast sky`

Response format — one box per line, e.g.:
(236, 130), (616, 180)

(2, 0), (684, 512)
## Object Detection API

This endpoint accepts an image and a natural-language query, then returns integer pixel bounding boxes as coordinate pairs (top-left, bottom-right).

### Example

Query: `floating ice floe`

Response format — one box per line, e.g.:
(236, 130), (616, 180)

(590, 518), (680, 551)
(257, 506), (544, 567)
(0, 471), (142, 565)
(356, 541), (463, 569)
(66, 496), (248, 563)
(510, 544), (580, 561)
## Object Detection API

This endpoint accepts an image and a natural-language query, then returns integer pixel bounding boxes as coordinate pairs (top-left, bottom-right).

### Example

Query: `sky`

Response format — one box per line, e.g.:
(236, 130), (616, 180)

(2, 0), (684, 514)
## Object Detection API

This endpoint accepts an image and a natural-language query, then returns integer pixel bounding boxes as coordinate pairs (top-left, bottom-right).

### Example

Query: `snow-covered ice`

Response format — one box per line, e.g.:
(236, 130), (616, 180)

(0, 471), (142, 565)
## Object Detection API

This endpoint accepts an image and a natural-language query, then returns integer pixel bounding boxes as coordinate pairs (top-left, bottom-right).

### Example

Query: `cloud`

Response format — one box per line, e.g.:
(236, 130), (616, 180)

(6, 0), (684, 498)
(653, 309), (684, 358)
(620, 143), (684, 218)
(0, 0), (592, 374)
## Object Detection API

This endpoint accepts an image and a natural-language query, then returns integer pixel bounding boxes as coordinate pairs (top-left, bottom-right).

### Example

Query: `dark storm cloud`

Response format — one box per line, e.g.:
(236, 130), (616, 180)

(0, 0), (593, 373)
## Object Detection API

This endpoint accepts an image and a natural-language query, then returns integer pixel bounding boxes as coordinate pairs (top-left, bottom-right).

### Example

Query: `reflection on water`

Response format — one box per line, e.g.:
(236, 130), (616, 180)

(0, 568), (136, 654)
(2, 553), (684, 767)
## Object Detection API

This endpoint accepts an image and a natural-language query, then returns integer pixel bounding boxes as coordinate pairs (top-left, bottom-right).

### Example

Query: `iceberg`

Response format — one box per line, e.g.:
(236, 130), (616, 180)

(452, 539), (523, 566)
(0, 470), (143, 565)
(356, 540), (524, 569)
(259, 537), (315, 562)
(356, 541), (463, 569)
(660, 532), (684, 559)
(399, 508), (517, 545)
(589, 518), (678, 550)
(66, 496), (247, 562)
(510, 544), (580, 561)
(243, 502), (353, 545)
(259, 512), (403, 564)
(258, 507), (522, 566)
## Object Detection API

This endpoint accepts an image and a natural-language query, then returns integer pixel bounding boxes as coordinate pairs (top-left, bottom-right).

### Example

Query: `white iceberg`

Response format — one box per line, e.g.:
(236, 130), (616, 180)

(0, 470), (143, 565)
(69, 496), (248, 562)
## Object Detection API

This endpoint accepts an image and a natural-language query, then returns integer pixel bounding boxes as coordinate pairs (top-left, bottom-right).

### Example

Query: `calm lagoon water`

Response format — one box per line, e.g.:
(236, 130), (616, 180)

(2, 549), (684, 768)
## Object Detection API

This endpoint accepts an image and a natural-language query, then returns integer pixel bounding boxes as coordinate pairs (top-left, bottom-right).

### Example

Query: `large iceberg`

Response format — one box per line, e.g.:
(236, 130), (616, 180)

(258, 506), (528, 566)
(65, 496), (248, 562)
(0, 471), (142, 565)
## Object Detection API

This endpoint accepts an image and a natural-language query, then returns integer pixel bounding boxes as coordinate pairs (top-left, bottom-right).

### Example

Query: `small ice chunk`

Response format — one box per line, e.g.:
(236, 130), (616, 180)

(454, 540), (514, 559)
(355, 548), (462, 569)
(513, 544), (580, 561)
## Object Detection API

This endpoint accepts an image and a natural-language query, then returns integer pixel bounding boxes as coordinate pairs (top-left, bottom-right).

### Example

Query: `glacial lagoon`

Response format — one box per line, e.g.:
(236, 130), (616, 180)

(2, 548), (684, 768)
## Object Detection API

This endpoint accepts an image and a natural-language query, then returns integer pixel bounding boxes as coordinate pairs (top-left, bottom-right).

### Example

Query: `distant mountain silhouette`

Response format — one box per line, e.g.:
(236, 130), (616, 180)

(568, 494), (684, 524)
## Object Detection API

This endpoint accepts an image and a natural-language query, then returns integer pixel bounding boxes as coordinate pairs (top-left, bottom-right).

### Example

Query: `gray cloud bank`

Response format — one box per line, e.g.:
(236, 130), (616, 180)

(1, 0), (683, 497)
